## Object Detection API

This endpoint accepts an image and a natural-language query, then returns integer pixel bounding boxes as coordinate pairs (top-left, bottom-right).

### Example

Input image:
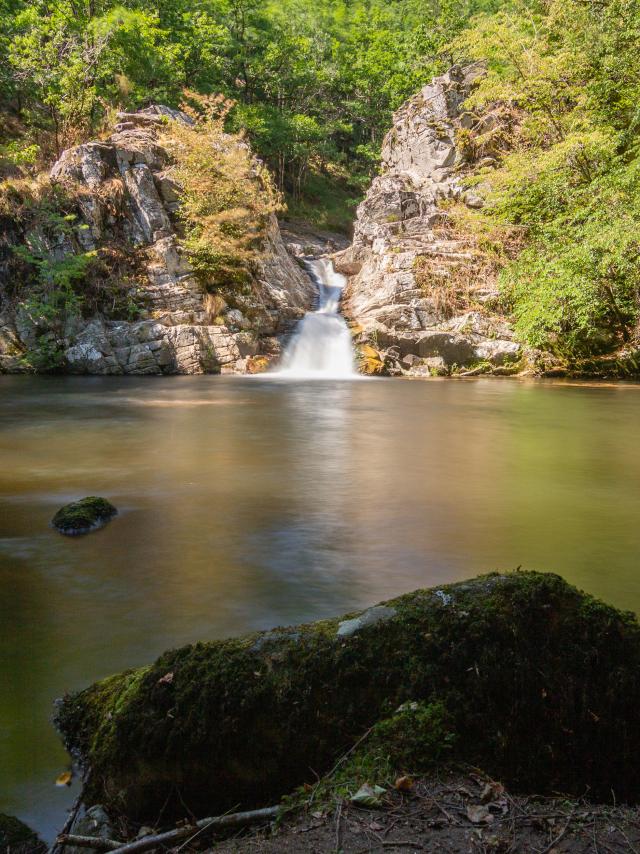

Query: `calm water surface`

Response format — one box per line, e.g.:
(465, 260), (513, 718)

(2, 375), (640, 838)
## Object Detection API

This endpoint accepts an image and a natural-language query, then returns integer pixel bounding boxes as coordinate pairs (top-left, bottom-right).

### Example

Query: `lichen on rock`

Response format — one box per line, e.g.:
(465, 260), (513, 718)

(55, 571), (640, 824)
(52, 496), (117, 535)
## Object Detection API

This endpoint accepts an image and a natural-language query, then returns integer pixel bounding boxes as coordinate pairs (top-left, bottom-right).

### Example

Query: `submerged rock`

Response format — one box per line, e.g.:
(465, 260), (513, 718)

(56, 572), (640, 823)
(0, 813), (45, 854)
(52, 496), (117, 536)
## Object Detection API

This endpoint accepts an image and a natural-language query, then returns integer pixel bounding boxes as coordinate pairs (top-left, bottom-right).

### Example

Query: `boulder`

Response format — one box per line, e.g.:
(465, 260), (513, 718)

(56, 572), (640, 823)
(64, 806), (118, 854)
(52, 496), (117, 536)
(0, 813), (45, 854)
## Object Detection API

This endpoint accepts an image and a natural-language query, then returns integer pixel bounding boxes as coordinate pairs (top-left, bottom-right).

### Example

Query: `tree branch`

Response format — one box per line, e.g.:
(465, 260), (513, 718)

(56, 805), (280, 854)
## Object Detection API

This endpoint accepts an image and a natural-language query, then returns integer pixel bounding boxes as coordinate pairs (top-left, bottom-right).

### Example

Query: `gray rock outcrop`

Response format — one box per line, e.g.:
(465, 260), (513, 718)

(337, 65), (522, 375)
(0, 106), (313, 375)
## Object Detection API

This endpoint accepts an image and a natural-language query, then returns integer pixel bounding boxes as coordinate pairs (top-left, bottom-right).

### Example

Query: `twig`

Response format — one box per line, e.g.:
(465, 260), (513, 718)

(334, 800), (343, 853)
(56, 805), (280, 854)
(175, 804), (240, 852)
(310, 726), (376, 804)
(49, 774), (89, 854)
(539, 809), (574, 854)
(427, 797), (462, 826)
(353, 844), (424, 852)
(611, 821), (640, 854)
(53, 836), (121, 851)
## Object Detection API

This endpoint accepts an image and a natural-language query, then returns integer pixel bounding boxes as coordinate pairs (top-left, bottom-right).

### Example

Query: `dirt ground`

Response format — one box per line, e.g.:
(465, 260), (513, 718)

(210, 771), (640, 853)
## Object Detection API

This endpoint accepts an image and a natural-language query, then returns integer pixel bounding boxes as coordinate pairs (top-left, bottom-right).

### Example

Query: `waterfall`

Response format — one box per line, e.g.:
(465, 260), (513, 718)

(276, 258), (356, 378)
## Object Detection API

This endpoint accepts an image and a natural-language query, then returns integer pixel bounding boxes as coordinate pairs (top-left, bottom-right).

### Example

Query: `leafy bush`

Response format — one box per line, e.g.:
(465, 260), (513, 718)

(162, 93), (281, 292)
(451, 0), (640, 358)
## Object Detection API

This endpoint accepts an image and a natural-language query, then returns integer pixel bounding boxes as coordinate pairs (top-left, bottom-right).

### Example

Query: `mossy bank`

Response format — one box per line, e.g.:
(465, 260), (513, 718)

(56, 571), (640, 824)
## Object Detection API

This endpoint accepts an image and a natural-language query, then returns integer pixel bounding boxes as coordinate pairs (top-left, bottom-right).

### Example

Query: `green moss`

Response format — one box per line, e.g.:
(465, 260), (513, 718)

(294, 700), (455, 809)
(0, 813), (45, 854)
(52, 496), (117, 535)
(56, 572), (640, 823)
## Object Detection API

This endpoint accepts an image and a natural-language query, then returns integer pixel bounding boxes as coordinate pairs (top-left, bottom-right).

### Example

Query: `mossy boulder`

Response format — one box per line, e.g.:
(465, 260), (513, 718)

(52, 496), (117, 535)
(0, 813), (45, 854)
(56, 572), (640, 823)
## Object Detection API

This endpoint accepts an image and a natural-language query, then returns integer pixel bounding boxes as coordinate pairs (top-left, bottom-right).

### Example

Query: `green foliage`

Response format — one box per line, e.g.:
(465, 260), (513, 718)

(0, 0), (488, 205)
(4, 190), (95, 370)
(163, 94), (281, 291)
(451, 0), (640, 358)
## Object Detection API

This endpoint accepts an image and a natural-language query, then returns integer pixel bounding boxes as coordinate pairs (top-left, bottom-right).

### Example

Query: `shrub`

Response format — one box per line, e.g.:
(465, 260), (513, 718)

(161, 93), (282, 294)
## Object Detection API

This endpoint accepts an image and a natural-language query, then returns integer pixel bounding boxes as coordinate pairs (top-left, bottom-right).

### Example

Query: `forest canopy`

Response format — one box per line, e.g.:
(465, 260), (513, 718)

(0, 0), (496, 224)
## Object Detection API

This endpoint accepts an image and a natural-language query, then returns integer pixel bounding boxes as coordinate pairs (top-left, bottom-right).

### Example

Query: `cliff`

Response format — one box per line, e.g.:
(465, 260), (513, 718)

(0, 106), (313, 375)
(338, 65), (524, 377)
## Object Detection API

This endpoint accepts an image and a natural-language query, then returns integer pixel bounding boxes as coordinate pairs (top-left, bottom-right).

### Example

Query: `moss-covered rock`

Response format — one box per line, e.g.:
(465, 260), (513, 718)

(56, 572), (640, 823)
(52, 496), (117, 536)
(0, 813), (45, 854)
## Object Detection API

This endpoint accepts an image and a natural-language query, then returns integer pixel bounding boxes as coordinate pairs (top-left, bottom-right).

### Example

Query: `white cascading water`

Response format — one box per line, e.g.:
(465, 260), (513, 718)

(276, 257), (356, 378)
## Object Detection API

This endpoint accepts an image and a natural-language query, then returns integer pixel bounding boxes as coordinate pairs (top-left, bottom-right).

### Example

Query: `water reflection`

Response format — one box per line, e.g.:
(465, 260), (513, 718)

(2, 376), (640, 838)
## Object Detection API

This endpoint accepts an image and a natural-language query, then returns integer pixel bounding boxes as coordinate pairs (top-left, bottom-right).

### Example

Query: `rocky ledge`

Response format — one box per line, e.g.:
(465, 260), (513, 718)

(337, 65), (523, 377)
(0, 107), (314, 375)
(56, 571), (640, 826)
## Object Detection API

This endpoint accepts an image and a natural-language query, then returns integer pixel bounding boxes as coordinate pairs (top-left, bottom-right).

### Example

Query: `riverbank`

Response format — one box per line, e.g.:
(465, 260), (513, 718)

(212, 769), (640, 853)
(40, 571), (640, 854)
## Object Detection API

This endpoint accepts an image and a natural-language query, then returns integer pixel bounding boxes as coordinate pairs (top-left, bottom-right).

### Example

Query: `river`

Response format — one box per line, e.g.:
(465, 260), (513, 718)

(2, 375), (640, 838)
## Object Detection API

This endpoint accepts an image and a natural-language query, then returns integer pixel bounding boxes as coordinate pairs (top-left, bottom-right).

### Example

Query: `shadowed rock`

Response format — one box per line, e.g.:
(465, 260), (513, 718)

(0, 813), (45, 854)
(56, 572), (640, 823)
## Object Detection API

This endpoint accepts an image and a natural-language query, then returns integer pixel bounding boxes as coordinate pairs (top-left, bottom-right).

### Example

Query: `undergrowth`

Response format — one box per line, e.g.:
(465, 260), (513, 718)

(1, 176), (147, 371)
(283, 701), (456, 815)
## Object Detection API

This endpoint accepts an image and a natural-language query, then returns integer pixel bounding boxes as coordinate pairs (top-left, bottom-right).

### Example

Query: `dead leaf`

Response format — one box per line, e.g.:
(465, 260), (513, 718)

(394, 776), (414, 792)
(157, 672), (174, 685)
(466, 804), (494, 825)
(351, 783), (386, 808)
(55, 770), (73, 787)
(480, 781), (505, 803)
(456, 785), (475, 798)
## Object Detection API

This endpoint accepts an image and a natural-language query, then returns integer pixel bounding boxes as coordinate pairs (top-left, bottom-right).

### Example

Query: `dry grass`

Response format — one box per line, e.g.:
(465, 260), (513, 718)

(160, 92), (282, 293)
(414, 201), (527, 319)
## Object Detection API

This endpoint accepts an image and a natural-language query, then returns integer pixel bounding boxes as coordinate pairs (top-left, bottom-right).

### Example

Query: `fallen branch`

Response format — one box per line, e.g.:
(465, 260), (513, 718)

(539, 809), (574, 854)
(54, 836), (121, 851)
(49, 772), (90, 854)
(56, 806), (280, 854)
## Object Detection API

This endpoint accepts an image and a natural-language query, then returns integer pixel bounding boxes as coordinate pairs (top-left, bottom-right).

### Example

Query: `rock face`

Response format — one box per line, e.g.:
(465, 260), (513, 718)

(338, 65), (522, 376)
(57, 572), (640, 823)
(0, 106), (313, 375)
